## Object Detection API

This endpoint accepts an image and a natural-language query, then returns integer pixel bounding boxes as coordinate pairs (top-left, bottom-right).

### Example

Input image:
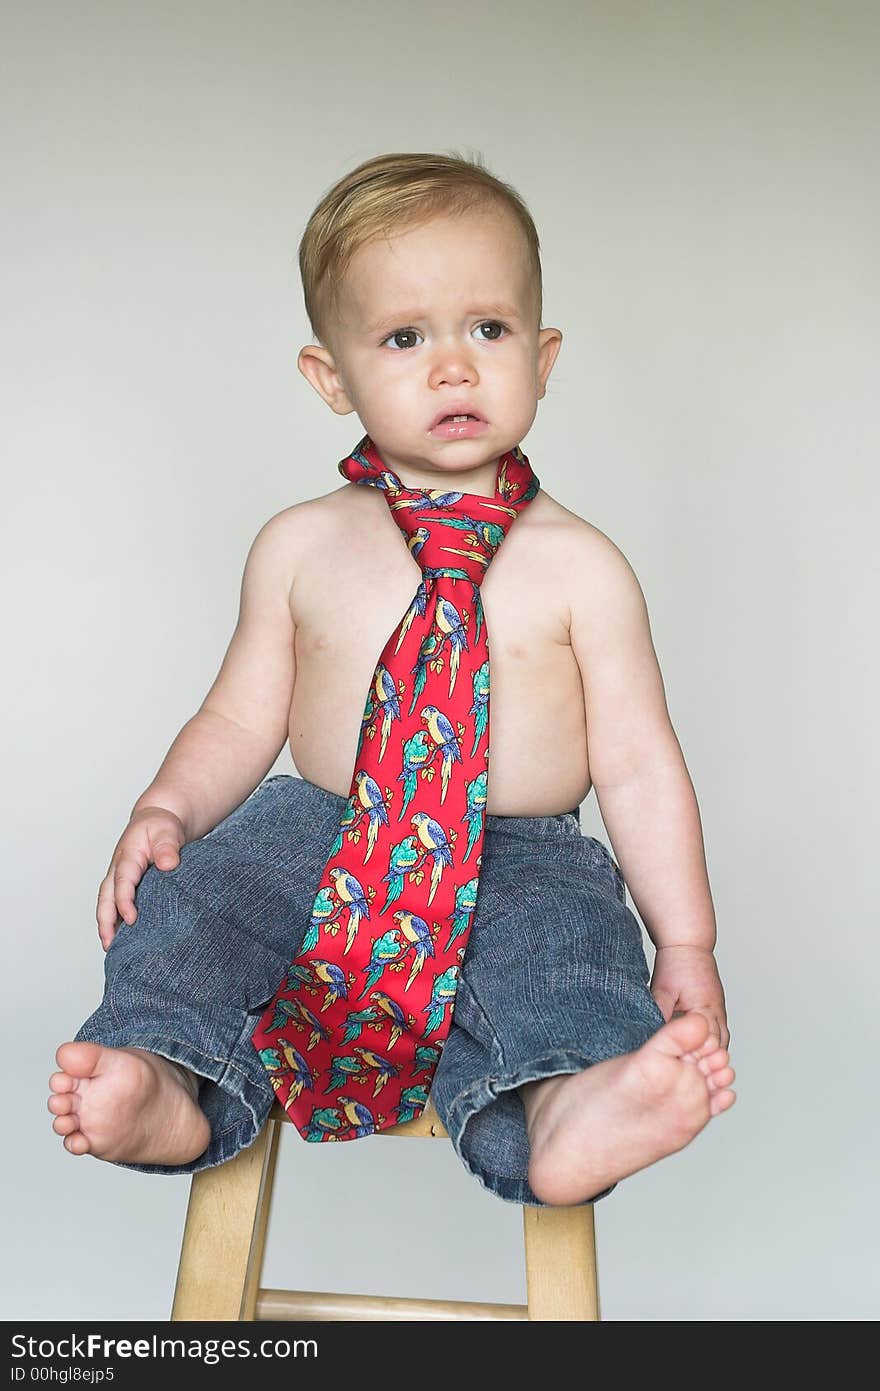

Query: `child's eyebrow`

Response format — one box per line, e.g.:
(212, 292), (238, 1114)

(366, 303), (522, 332)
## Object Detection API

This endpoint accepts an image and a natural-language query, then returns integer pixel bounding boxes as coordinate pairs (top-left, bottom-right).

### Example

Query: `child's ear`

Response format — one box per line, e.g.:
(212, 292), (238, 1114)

(537, 327), (563, 399)
(297, 344), (356, 416)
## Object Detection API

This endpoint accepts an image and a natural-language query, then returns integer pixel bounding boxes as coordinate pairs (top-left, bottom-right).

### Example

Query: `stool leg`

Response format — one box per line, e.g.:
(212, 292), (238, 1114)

(522, 1204), (600, 1320)
(171, 1114), (281, 1321)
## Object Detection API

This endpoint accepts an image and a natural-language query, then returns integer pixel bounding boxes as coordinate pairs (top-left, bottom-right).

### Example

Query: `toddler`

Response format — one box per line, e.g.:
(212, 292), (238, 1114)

(48, 151), (735, 1208)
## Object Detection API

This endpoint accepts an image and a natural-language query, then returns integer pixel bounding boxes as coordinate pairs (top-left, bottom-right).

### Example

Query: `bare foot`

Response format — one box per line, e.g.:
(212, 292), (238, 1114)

(522, 1012), (736, 1205)
(47, 1042), (211, 1166)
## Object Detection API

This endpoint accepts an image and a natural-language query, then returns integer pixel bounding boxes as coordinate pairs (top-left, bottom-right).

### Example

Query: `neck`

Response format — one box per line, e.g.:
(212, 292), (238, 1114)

(383, 454), (504, 499)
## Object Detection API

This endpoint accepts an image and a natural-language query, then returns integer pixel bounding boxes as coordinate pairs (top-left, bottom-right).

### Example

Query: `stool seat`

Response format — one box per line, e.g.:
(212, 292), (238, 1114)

(172, 1098), (600, 1321)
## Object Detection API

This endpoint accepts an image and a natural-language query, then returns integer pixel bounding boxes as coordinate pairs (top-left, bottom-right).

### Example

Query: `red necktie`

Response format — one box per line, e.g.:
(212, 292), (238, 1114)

(250, 433), (539, 1140)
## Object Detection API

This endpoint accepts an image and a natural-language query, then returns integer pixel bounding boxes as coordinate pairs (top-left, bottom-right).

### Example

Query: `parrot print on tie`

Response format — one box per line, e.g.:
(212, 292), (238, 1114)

(251, 432), (539, 1141)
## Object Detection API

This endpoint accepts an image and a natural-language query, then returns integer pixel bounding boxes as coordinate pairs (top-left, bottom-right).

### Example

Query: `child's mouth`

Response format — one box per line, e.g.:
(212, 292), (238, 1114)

(429, 415), (488, 439)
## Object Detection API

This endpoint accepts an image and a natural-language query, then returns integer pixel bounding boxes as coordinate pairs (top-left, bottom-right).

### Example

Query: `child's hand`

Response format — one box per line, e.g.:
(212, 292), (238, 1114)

(649, 944), (730, 1049)
(95, 807), (187, 952)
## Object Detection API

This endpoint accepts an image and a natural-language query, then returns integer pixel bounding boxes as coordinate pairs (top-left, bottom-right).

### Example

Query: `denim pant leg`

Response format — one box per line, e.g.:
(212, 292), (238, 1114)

(74, 774), (352, 1176)
(429, 811), (667, 1207)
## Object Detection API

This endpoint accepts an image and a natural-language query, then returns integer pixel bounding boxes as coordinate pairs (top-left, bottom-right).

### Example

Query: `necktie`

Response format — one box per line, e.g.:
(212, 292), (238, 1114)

(250, 432), (539, 1141)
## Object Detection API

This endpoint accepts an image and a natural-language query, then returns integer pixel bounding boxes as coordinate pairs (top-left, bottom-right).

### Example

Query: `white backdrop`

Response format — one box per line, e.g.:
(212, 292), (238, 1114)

(3, 0), (877, 1320)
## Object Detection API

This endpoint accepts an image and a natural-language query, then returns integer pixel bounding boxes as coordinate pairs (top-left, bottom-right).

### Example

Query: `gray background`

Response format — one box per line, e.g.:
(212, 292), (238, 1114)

(3, 1), (877, 1320)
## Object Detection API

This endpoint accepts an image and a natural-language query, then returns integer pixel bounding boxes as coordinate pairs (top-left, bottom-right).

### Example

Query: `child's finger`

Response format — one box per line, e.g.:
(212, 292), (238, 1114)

(95, 877), (119, 948)
(113, 850), (147, 923)
(150, 834), (181, 870)
(96, 875), (119, 926)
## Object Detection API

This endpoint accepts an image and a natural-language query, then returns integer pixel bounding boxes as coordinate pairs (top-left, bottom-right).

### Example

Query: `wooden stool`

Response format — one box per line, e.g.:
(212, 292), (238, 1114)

(172, 1098), (600, 1322)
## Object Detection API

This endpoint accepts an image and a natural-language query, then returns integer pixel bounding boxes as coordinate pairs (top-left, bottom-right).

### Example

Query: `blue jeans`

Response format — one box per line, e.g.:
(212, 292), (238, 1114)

(75, 774), (665, 1205)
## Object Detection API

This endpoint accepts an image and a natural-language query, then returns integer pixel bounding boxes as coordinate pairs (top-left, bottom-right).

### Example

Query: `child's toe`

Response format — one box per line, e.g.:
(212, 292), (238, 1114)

(709, 1088), (736, 1117)
(695, 1048), (729, 1077)
(63, 1132), (91, 1155)
(651, 1012), (710, 1058)
(55, 1041), (103, 1077)
(691, 1033), (721, 1060)
(708, 1066), (735, 1090)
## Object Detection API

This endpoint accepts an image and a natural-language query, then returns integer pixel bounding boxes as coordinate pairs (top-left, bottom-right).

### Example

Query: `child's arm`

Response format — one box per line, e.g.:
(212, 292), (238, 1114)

(130, 507), (301, 842)
(568, 526), (729, 1046)
(97, 508), (302, 949)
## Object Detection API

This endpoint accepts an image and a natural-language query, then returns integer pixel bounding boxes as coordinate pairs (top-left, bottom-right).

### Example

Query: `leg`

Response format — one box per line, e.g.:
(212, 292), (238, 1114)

(46, 841), (283, 1171)
(172, 1110), (282, 1321)
(431, 813), (736, 1208)
(522, 1204), (599, 1320)
(47, 775), (338, 1173)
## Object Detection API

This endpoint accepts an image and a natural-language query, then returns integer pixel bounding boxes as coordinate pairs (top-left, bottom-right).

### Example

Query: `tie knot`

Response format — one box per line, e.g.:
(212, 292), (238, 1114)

(388, 493), (518, 585)
(338, 436), (539, 587)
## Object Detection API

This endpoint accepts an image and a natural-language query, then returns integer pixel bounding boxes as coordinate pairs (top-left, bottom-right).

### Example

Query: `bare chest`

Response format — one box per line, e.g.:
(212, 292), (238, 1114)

(287, 489), (592, 815)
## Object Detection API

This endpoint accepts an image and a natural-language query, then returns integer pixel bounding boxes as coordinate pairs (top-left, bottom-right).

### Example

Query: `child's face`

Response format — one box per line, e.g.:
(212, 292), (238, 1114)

(299, 205), (562, 490)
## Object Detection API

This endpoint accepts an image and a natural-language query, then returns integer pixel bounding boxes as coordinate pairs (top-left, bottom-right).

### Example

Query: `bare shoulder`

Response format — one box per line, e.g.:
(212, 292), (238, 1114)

(529, 487), (647, 618)
(268, 481), (379, 538)
(258, 483), (352, 542)
(246, 485), (351, 589)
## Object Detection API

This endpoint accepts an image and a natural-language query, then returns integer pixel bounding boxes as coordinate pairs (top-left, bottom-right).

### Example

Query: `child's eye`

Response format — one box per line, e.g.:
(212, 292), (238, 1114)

(382, 328), (423, 351)
(380, 320), (509, 351)
(474, 320), (508, 342)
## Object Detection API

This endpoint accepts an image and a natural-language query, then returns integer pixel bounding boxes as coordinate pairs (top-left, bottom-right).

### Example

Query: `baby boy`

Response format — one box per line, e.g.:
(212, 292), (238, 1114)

(48, 151), (735, 1208)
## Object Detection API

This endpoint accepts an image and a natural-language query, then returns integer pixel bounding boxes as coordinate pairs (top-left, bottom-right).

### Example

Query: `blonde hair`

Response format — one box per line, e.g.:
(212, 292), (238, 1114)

(298, 150), (543, 349)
